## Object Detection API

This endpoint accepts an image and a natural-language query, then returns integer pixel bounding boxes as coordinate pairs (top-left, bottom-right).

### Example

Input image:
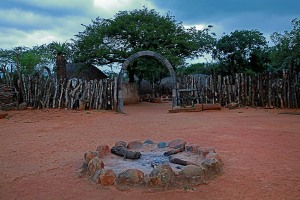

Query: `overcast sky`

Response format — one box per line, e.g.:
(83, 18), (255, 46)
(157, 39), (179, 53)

(1, 0), (299, 50)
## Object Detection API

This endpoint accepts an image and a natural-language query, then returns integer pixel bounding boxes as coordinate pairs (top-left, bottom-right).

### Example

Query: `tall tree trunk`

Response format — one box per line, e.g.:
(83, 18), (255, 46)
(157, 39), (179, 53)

(127, 60), (137, 83)
(56, 54), (67, 83)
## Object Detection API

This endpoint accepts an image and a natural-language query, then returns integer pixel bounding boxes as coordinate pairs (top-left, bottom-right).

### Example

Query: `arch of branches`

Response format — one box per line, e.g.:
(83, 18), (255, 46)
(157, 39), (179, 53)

(117, 51), (177, 112)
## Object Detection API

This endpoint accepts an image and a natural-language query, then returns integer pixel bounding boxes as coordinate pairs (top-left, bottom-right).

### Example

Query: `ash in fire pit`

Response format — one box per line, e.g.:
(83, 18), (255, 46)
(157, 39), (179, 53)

(78, 139), (224, 190)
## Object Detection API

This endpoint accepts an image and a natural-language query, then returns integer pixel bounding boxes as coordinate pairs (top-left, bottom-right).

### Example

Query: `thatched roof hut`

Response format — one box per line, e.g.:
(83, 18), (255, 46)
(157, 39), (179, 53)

(66, 63), (107, 80)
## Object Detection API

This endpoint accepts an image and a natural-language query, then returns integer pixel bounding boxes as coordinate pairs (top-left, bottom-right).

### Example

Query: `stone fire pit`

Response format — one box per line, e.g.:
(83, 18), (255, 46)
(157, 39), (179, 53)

(78, 139), (224, 190)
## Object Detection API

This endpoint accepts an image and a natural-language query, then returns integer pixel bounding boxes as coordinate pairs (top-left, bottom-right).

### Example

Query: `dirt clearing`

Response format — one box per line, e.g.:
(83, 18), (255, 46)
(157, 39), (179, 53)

(0, 102), (299, 200)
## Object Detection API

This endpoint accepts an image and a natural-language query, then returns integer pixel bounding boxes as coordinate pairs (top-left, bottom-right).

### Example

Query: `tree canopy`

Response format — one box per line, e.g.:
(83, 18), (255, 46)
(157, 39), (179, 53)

(270, 18), (300, 71)
(213, 29), (268, 75)
(73, 7), (216, 69)
(0, 8), (298, 85)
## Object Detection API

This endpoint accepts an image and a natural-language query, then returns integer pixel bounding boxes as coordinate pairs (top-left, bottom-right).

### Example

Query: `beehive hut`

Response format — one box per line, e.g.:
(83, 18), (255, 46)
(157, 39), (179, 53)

(66, 63), (107, 80)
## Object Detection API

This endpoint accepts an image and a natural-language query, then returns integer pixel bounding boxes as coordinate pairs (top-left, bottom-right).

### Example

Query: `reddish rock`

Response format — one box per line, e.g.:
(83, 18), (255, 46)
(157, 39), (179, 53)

(228, 102), (238, 109)
(143, 139), (155, 144)
(18, 102), (27, 110)
(87, 157), (104, 177)
(179, 165), (204, 177)
(176, 165), (206, 186)
(96, 145), (110, 158)
(201, 153), (224, 180)
(90, 169), (102, 182)
(117, 169), (145, 186)
(205, 152), (222, 162)
(185, 144), (201, 153)
(115, 141), (127, 147)
(127, 141), (143, 149)
(199, 147), (215, 158)
(99, 169), (116, 186)
(149, 164), (175, 187)
(84, 151), (98, 165)
(169, 139), (186, 149)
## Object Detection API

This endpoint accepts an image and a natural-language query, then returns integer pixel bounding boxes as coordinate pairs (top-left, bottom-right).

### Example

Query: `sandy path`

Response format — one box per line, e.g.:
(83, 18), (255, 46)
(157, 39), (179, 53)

(0, 102), (299, 200)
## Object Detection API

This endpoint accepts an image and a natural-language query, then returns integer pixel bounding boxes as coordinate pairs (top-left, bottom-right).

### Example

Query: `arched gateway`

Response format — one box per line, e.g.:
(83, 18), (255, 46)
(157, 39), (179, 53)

(117, 51), (177, 112)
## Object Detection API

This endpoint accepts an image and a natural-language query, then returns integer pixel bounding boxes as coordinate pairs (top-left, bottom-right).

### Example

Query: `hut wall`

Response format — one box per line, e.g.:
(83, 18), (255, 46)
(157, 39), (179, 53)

(122, 83), (140, 105)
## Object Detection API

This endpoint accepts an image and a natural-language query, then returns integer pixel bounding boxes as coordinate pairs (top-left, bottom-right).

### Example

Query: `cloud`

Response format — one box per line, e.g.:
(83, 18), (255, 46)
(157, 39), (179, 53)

(0, 0), (159, 49)
(1, 0), (298, 50)
(152, 0), (300, 38)
(91, 0), (157, 18)
(0, 28), (67, 49)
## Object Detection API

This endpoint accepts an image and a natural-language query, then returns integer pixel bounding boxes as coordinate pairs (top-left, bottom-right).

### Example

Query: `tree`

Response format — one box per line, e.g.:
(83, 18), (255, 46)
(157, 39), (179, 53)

(177, 63), (207, 75)
(270, 18), (300, 71)
(213, 29), (268, 75)
(73, 7), (215, 80)
(49, 42), (70, 81)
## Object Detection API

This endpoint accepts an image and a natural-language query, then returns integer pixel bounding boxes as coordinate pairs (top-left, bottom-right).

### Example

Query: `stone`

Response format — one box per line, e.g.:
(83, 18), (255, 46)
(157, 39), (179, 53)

(205, 152), (222, 162)
(157, 142), (168, 148)
(228, 102), (238, 109)
(115, 141), (127, 147)
(91, 169), (102, 182)
(127, 141), (143, 149)
(87, 157), (104, 177)
(169, 139), (186, 149)
(185, 144), (201, 153)
(199, 147), (215, 158)
(117, 169), (145, 186)
(96, 145), (110, 158)
(99, 169), (116, 186)
(201, 154), (224, 180)
(84, 151), (98, 165)
(148, 164), (175, 187)
(111, 146), (141, 159)
(179, 165), (204, 177)
(144, 139), (155, 144)
(176, 165), (205, 186)
(18, 102), (27, 110)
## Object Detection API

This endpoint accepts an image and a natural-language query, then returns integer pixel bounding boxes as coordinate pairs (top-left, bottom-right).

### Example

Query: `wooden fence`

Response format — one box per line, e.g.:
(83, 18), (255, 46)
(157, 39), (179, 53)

(177, 70), (300, 108)
(0, 74), (115, 110)
(1, 68), (299, 110)
(0, 84), (18, 110)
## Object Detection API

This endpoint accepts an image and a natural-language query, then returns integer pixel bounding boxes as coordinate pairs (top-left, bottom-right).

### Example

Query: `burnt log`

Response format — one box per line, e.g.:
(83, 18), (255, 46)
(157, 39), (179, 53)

(110, 146), (141, 159)
(163, 147), (184, 156)
(202, 103), (221, 110)
(169, 156), (199, 166)
(169, 157), (188, 166)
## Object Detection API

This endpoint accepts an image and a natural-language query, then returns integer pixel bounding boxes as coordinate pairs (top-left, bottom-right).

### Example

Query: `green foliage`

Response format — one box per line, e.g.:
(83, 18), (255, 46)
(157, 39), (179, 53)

(177, 63), (206, 75)
(270, 18), (300, 71)
(0, 46), (51, 76)
(213, 29), (268, 75)
(18, 50), (41, 75)
(73, 7), (216, 74)
(48, 42), (71, 80)
(48, 41), (72, 61)
(177, 62), (220, 75)
(134, 57), (169, 85)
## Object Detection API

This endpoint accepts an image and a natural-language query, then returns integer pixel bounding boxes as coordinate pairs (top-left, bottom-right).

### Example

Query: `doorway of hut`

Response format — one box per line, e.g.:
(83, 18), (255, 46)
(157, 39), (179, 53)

(116, 51), (177, 113)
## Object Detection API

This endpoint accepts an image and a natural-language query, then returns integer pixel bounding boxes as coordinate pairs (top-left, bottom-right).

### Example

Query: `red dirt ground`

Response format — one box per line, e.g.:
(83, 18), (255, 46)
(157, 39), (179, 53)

(0, 102), (299, 200)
